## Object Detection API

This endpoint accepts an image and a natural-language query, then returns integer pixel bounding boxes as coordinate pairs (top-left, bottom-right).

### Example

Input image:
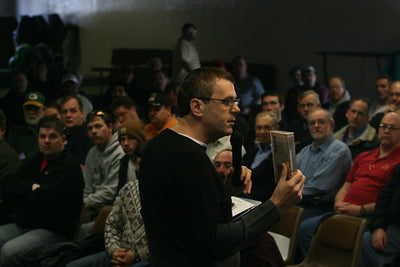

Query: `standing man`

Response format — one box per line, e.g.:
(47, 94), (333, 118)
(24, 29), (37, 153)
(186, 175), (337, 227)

(139, 67), (305, 266)
(60, 96), (93, 167)
(296, 108), (352, 219)
(172, 23), (201, 83)
(0, 116), (84, 266)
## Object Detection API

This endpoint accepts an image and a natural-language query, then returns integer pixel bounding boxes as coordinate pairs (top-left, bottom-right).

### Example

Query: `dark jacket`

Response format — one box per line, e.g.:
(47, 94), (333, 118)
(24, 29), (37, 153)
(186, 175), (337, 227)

(1, 150), (84, 239)
(368, 164), (400, 230)
(243, 145), (276, 202)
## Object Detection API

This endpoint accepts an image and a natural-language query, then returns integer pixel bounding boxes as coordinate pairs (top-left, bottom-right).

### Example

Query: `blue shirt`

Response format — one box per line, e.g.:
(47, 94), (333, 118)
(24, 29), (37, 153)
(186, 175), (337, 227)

(296, 135), (352, 201)
(251, 142), (272, 170)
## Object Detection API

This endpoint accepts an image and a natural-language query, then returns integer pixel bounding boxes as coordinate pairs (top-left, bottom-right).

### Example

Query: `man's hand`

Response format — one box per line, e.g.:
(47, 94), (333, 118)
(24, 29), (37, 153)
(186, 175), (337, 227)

(111, 248), (135, 267)
(240, 166), (252, 194)
(334, 202), (360, 216)
(269, 163), (305, 209)
(371, 228), (387, 251)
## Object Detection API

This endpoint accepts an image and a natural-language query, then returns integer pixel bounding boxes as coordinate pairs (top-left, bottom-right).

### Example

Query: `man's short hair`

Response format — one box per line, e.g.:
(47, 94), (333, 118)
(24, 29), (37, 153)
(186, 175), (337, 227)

(61, 96), (83, 111)
(329, 76), (346, 88)
(46, 100), (61, 112)
(38, 116), (65, 135)
(255, 111), (278, 127)
(86, 110), (113, 126)
(231, 56), (245, 64)
(376, 74), (392, 84)
(261, 91), (284, 105)
(111, 96), (135, 112)
(182, 23), (196, 31)
(298, 90), (320, 104)
(307, 107), (334, 123)
(349, 97), (371, 114)
(177, 67), (235, 117)
(0, 109), (6, 131)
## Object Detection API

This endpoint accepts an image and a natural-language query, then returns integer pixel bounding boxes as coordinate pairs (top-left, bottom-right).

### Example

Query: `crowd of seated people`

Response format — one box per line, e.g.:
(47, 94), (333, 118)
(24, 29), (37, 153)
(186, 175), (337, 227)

(1, 26), (400, 266)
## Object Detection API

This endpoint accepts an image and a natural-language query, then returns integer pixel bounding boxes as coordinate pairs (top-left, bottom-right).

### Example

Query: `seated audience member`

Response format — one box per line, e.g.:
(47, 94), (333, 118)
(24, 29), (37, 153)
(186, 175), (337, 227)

(0, 71), (29, 129)
(149, 70), (170, 93)
(116, 119), (145, 189)
(334, 97), (379, 159)
(327, 76), (351, 131)
(44, 100), (61, 119)
(298, 112), (400, 258)
(370, 75), (392, 117)
(261, 92), (288, 130)
(144, 93), (179, 140)
(285, 66), (328, 122)
(206, 134), (246, 162)
(246, 91), (288, 149)
(65, 119), (148, 267)
(30, 61), (60, 101)
(288, 90), (321, 152)
(0, 116), (84, 266)
(243, 111), (279, 202)
(0, 109), (19, 188)
(165, 82), (180, 114)
(58, 73), (93, 117)
(231, 56), (265, 117)
(370, 81), (400, 131)
(117, 65), (147, 109)
(359, 164), (400, 267)
(297, 108), (352, 220)
(110, 96), (142, 127)
(284, 66), (303, 123)
(61, 96), (94, 167)
(213, 149), (243, 197)
(8, 91), (46, 161)
(0, 110), (19, 225)
(83, 110), (124, 221)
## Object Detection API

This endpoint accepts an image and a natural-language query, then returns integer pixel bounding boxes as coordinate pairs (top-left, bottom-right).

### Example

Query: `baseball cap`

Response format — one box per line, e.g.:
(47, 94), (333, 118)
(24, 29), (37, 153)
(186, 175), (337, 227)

(23, 91), (46, 107)
(118, 119), (145, 142)
(61, 74), (79, 85)
(147, 93), (170, 107)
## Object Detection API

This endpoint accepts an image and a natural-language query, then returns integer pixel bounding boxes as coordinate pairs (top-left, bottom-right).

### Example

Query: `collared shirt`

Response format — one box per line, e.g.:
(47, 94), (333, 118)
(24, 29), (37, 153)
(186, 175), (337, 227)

(296, 136), (352, 200)
(341, 125), (367, 144)
(251, 142), (272, 170)
(344, 145), (400, 205)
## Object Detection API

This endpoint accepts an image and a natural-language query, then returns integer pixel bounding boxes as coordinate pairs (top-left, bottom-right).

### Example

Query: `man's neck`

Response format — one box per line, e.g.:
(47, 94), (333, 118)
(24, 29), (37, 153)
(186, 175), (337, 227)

(379, 144), (400, 158)
(347, 126), (363, 139)
(379, 97), (390, 105)
(172, 117), (216, 144)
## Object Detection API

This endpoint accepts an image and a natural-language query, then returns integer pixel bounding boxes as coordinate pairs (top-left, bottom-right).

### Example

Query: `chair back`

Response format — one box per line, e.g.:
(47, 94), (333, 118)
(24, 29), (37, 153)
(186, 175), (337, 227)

(268, 205), (304, 264)
(301, 214), (367, 267)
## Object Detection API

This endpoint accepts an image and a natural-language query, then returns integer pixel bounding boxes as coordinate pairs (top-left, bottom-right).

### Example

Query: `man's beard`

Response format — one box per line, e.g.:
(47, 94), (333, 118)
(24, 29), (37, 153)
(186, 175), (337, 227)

(25, 116), (41, 126)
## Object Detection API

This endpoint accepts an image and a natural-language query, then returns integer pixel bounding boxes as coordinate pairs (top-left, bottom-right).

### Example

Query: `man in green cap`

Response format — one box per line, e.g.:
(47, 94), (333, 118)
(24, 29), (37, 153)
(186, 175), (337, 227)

(7, 91), (46, 161)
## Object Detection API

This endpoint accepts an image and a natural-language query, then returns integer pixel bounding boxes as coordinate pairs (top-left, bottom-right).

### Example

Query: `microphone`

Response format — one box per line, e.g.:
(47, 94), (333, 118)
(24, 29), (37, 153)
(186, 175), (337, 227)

(230, 131), (244, 187)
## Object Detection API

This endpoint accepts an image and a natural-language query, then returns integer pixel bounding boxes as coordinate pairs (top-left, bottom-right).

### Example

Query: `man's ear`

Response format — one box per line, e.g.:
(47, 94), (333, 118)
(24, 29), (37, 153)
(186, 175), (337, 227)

(190, 98), (204, 118)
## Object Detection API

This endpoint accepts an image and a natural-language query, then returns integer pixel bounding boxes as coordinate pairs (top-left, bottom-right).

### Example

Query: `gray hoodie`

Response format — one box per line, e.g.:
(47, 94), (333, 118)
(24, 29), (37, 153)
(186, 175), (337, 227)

(83, 132), (124, 206)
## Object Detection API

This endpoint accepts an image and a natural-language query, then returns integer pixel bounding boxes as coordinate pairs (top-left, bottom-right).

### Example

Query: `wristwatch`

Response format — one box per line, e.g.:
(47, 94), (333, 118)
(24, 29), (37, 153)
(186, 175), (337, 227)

(359, 205), (367, 217)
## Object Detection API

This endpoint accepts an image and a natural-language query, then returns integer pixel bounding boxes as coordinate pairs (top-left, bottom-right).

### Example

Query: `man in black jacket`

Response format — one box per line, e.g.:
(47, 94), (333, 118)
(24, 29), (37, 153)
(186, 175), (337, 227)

(0, 116), (84, 266)
(359, 164), (400, 267)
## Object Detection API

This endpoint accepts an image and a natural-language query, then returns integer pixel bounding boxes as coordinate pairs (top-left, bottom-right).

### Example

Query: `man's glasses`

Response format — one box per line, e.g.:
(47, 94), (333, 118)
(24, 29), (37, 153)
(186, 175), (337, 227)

(198, 97), (240, 108)
(379, 123), (400, 131)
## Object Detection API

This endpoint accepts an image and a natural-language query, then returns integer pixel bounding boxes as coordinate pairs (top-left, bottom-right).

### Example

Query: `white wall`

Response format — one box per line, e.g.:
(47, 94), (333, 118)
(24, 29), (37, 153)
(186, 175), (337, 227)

(11, 0), (400, 98)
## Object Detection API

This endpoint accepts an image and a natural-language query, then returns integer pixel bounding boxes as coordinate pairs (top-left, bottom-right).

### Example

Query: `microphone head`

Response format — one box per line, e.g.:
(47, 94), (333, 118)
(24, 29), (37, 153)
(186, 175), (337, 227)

(230, 131), (244, 146)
